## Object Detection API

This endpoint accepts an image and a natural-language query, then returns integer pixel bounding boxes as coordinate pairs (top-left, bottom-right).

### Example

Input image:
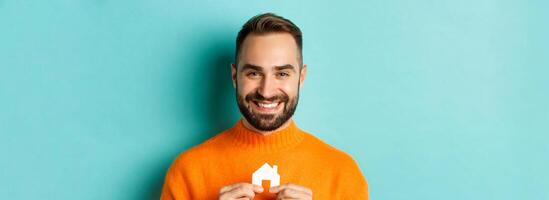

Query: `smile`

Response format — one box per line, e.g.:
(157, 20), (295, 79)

(252, 101), (283, 113)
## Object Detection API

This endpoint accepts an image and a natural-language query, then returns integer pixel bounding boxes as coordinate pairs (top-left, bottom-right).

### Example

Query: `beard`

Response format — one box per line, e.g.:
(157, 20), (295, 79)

(236, 86), (299, 132)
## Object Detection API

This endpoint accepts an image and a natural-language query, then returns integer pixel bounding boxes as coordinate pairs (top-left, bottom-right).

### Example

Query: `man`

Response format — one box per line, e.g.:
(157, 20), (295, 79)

(160, 13), (368, 200)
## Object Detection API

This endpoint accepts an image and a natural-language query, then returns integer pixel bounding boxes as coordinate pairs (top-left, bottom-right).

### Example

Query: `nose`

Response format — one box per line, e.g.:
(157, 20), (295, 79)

(258, 76), (277, 99)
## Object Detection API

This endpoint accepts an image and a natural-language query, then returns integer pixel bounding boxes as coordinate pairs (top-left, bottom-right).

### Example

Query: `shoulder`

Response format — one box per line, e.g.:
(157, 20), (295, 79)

(300, 131), (360, 166)
(171, 130), (231, 167)
(300, 132), (369, 197)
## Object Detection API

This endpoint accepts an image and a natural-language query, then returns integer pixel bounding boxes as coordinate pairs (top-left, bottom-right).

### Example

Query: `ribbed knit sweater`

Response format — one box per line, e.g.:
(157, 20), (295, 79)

(160, 119), (368, 199)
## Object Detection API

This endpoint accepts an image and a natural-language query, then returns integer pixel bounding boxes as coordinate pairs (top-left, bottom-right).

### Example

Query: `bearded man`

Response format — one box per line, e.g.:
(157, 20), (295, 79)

(160, 13), (369, 200)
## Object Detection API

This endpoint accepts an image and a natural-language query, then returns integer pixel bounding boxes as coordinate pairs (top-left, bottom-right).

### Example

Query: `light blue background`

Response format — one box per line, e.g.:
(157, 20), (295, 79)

(1, 0), (548, 199)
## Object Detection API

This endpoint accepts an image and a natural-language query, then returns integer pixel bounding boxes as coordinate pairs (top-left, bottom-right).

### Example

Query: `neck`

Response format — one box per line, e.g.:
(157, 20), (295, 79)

(241, 118), (293, 136)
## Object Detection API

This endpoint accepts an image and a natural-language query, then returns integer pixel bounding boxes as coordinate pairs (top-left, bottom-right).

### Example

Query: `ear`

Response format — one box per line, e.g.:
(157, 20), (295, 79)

(299, 64), (307, 88)
(231, 63), (237, 88)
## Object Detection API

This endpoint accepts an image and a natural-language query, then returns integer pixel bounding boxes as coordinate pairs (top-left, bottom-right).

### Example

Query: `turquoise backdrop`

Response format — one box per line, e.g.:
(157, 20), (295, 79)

(1, 1), (548, 199)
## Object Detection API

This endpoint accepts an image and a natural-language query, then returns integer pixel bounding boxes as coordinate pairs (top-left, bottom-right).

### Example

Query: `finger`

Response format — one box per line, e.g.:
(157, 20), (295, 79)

(220, 183), (245, 193)
(252, 184), (265, 193)
(270, 183), (312, 195)
(223, 183), (264, 198)
(220, 182), (261, 194)
(276, 187), (312, 199)
(232, 183), (263, 193)
(225, 186), (256, 199)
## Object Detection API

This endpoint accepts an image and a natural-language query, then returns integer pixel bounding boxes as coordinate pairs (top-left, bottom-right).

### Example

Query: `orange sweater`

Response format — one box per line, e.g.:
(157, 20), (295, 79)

(160, 119), (368, 200)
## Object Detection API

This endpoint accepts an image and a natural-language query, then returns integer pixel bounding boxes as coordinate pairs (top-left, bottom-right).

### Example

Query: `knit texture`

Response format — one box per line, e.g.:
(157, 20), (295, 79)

(160, 119), (368, 199)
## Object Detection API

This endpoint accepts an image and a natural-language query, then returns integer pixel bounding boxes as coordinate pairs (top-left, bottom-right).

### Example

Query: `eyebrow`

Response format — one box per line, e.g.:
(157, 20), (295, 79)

(274, 64), (297, 72)
(240, 64), (297, 72)
(240, 64), (262, 72)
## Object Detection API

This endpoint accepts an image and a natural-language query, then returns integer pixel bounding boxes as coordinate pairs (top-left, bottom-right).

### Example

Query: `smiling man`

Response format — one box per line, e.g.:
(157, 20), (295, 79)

(160, 13), (368, 200)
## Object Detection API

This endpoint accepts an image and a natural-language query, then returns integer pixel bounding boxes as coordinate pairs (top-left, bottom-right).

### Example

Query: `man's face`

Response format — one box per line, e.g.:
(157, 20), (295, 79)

(232, 33), (307, 132)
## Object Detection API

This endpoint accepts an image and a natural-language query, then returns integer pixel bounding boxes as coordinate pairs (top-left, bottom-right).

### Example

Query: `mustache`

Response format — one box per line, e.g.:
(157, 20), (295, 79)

(245, 91), (289, 103)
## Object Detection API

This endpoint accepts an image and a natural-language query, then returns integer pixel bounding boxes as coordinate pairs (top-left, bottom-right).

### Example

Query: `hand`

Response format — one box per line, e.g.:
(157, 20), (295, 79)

(218, 182), (264, 200)
(269, 183), (313, 200)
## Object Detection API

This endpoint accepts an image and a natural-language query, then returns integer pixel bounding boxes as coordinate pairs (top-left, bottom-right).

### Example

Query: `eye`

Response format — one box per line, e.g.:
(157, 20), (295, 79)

(277, 72), (290, 77)
(246, 71), (261, 78)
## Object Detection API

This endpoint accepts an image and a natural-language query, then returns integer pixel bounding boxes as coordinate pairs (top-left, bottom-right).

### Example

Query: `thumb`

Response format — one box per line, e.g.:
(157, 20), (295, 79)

(252, 184), (264, 193)
(269, 185), (280, 193)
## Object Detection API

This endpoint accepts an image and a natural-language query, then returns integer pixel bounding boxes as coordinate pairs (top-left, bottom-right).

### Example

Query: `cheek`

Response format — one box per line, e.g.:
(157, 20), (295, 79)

(237, 81), (257, 96)
(280, 84), (299, 97)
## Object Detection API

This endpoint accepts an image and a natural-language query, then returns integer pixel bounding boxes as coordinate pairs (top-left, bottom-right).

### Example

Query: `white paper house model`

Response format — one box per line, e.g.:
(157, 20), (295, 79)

(252, 163), (280, 187)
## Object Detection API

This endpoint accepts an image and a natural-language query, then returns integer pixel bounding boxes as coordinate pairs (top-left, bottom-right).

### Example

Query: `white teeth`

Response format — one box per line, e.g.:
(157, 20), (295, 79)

(257, 102), (279, 109)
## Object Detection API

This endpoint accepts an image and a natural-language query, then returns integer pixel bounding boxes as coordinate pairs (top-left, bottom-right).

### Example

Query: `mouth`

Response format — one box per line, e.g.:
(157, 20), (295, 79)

(251, 100), (283, 114)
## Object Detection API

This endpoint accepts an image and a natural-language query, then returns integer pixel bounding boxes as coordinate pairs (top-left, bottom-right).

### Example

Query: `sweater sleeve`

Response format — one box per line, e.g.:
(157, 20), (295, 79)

(339, 157), (369, 200)
(160, 158), (191, 200)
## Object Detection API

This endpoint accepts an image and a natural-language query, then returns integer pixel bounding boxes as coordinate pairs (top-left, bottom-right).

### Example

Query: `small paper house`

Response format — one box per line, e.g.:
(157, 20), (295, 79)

(252, 163), (280, 187)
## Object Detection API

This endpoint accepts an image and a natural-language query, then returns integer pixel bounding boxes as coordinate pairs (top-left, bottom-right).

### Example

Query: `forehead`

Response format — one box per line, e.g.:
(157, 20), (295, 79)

(238, 33), (300, 70)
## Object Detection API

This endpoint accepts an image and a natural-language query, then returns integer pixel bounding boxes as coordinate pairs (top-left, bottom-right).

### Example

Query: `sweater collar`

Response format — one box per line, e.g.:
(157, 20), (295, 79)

(228, 118), (305, 153)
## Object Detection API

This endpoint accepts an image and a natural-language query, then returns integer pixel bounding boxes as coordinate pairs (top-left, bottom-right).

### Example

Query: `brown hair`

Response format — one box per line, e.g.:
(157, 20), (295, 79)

(235, 13), (303, 66)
